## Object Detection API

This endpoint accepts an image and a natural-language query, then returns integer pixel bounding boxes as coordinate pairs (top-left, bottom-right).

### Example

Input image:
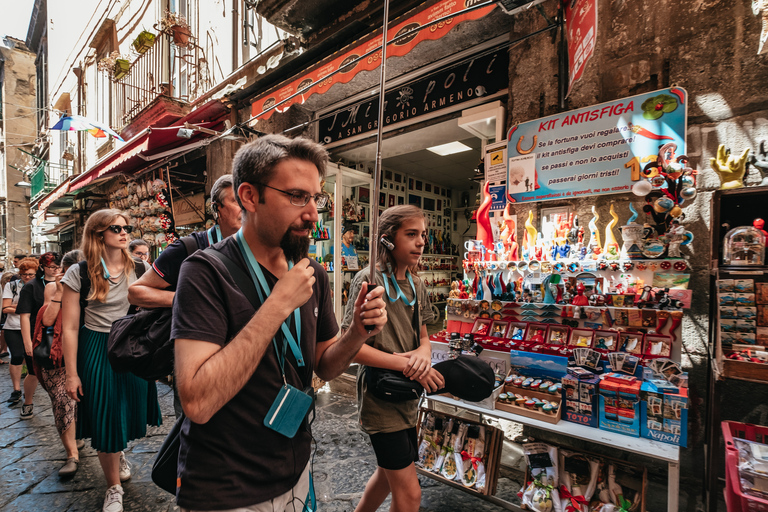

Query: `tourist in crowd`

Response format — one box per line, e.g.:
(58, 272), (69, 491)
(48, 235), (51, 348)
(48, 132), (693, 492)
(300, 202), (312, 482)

(33, 250), (85, 478)
(13, 254), (27, 268)
(342, 205), (445, 512)
(0, 270), (16, 361)
(129, 174), (241, 418)
(61, 210), (160, 512)
(170, 135), (387, 511)
(3, 258), (39, 405)
(16, 252), (63, 418)
(128, 239), (150, 262)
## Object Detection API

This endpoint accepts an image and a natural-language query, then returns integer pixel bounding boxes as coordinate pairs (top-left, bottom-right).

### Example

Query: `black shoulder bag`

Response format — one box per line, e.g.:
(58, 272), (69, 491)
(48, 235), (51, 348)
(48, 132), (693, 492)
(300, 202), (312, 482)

(364, 297), (425, 402)
(106, 238), (198, 381)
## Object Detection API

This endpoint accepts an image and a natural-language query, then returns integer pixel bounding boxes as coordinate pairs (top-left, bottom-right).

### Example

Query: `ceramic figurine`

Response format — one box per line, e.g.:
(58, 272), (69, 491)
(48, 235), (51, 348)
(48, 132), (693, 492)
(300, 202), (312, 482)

(524, 210), (538, 261)
(587, 205), (602, 258)
(710, 144), (750, 189)
(603, 203), (620, 260)
(667, 220), (687, 258)
(619, 203), (647, 259)
(476, 181), (494, 259)
(501, 204), (520, 260)
(571, 282), (589, 306)
(747, 141), (768, 186)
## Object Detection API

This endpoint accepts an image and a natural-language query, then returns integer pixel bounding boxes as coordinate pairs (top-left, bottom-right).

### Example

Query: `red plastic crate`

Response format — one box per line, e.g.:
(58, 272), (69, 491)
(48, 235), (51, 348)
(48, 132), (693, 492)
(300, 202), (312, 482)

(722, 421), (768, 512)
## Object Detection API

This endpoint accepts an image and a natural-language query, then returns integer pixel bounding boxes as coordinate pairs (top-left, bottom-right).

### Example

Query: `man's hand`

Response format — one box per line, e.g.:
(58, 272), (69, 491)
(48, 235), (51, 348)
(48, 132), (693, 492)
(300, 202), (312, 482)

(415, 367), (445, 393)
(270, 258), (316, 315)
(395, 344), (432, 380)
(349, 282), (387, 338)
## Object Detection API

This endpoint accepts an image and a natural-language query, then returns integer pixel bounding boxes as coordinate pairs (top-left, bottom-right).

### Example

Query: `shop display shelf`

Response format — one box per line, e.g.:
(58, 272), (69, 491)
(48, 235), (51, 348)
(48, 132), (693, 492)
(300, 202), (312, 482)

(423, 394), (680, 512)
(425, 394), (679, 462)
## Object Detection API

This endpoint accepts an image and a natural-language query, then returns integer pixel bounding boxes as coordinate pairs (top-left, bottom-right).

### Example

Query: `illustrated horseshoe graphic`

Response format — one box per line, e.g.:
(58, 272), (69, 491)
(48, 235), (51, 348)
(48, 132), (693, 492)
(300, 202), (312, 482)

(517, 135), (537, 154)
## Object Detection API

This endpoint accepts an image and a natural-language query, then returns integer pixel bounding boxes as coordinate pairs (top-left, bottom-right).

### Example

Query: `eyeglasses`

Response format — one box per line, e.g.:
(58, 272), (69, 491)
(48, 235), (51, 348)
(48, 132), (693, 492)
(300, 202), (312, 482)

(104, 225), (134, 234)
(20, 273), (36, 278)
(258, 183), (329, 209)
(44, 265), (61, 271)
(133, 252), (149, 257)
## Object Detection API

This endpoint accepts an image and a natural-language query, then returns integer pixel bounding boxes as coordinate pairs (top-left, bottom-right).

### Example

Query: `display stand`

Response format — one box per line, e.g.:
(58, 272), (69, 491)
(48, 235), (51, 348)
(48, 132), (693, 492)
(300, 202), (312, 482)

(705, 187), (768, 512)
(324, 163), (373, 321)
(420, 394), (680, 512)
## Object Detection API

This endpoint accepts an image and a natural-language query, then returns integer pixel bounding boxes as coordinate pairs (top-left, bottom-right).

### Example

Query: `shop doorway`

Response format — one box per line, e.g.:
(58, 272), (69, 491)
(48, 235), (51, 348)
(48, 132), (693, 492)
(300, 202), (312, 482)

(329, 102), (506, 331)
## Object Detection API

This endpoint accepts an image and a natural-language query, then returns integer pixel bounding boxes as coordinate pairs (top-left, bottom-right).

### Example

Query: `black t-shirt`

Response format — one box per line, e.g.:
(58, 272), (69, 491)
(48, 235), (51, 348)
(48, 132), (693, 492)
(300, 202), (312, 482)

(16, 277), (52, 335)
(171, 236), (338, 510)
(152, 231), (214, 291)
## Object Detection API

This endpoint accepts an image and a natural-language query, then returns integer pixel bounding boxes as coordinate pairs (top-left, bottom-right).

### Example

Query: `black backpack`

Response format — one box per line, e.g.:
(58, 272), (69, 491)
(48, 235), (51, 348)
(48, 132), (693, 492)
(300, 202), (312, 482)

(105, 237), (198, 381)
(0, 276), (21, 328)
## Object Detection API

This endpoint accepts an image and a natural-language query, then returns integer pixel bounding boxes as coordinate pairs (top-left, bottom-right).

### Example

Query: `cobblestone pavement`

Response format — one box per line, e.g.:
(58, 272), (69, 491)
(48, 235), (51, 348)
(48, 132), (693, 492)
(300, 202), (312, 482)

(0, 360), (519, 512)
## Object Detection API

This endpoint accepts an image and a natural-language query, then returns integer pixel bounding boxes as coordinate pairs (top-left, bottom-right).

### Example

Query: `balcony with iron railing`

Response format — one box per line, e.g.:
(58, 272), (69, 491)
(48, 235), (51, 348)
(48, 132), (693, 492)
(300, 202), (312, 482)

(29, 162), (63, 203)
(110, 31), (213, 138)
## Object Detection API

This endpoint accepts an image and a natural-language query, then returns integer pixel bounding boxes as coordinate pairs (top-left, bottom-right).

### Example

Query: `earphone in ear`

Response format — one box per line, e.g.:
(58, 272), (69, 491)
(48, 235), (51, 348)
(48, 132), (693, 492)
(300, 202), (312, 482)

(211, 202), (219, 212)
(380, 236), (395, 250)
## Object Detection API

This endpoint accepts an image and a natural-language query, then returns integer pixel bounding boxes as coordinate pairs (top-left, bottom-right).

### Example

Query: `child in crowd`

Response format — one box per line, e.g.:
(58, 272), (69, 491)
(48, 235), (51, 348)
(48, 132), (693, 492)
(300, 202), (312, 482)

(341, 205), (445, 512)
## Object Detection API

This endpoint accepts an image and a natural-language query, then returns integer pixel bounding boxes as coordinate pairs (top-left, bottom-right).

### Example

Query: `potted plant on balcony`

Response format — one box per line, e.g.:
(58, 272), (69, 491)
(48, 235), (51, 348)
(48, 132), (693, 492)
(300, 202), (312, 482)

(132, 29), (156, 54)
(98, 51), (131, 81)
(159, 9), (191, 48)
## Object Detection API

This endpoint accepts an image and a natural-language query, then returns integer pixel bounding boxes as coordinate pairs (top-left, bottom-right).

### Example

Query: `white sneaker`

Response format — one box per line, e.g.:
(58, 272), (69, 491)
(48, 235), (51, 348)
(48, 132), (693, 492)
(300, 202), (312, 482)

(118, 452), (131, 482)
(103, 484), (124, 512)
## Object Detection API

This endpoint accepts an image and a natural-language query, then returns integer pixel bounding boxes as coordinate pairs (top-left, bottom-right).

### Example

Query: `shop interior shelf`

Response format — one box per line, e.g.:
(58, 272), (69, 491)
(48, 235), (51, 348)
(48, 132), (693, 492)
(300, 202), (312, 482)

(425, 394), (680, 463)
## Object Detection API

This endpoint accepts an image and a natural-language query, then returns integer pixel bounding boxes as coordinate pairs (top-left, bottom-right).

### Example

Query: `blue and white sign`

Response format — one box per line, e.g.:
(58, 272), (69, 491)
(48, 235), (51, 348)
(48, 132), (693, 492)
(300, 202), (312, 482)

(506, 87), (688, 203)
(490, 185), (507, 211)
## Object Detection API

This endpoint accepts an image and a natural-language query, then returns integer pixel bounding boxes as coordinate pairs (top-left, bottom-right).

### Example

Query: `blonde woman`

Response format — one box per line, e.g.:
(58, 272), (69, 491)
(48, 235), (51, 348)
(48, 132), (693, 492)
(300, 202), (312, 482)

(62, 209), (161, 512)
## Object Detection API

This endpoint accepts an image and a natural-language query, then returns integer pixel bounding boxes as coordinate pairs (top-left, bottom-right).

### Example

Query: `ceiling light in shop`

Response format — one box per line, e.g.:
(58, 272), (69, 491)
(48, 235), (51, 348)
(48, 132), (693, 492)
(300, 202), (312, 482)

(426, 141), (472, 156)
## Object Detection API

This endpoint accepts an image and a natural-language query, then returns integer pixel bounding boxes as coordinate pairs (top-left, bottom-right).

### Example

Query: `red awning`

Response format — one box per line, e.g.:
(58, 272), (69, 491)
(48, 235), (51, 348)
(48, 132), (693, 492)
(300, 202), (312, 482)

(69, 120), (222, 192)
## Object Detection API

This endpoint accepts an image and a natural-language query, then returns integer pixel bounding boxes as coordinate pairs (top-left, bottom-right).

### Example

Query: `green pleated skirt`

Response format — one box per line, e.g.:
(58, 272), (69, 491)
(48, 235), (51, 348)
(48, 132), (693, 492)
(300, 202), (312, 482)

(76, 327), (162, 453)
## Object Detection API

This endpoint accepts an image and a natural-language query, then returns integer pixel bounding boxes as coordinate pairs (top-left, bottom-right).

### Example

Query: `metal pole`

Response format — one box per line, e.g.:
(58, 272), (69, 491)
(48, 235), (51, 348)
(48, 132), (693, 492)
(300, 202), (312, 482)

(368, 0), (390, 285)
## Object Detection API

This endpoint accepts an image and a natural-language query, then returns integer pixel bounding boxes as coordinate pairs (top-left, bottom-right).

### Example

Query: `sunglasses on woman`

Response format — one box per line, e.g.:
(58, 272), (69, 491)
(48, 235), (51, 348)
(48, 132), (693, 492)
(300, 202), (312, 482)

(104, 225), (134, 234)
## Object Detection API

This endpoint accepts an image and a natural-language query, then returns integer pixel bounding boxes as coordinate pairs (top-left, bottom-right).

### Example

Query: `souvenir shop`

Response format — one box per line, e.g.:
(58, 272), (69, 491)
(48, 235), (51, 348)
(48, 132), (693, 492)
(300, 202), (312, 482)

(313, 77), (768, 511)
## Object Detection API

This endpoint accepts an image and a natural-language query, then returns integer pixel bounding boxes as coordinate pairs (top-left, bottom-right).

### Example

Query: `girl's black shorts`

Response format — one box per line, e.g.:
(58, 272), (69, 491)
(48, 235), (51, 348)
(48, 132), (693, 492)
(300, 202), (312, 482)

(369, 426), (418, 470)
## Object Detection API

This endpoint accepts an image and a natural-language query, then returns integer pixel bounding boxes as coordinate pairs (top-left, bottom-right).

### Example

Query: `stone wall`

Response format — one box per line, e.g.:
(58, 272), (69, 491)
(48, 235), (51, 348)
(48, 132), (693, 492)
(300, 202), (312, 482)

(0, 38), (37, 265)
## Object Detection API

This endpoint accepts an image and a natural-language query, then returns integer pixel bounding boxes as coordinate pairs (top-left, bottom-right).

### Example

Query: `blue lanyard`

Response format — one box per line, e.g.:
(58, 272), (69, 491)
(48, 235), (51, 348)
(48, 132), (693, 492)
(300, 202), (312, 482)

(234, 230), (304, 374)
(382, 268), (417, 306)
(206, 225), (222, 246)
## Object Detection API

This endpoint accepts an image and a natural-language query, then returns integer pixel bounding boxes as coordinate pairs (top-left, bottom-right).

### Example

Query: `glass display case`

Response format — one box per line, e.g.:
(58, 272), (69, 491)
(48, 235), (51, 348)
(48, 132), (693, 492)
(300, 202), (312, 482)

(723, 225), (766, 266)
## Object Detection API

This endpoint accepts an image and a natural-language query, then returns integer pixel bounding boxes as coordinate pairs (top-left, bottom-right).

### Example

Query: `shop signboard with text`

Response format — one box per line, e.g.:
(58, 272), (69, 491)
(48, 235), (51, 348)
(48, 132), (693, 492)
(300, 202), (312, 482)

(319, 49), (508, 144)
(505, 87), (687, 204)
(565, 0), (598, 96)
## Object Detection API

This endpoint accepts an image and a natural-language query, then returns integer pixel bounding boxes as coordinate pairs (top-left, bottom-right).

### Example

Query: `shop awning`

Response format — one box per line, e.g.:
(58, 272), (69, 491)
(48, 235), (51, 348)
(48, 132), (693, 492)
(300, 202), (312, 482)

(42, 219), (76, 236)
(38, 177), (71, 211)
(69, 120), (222, 192)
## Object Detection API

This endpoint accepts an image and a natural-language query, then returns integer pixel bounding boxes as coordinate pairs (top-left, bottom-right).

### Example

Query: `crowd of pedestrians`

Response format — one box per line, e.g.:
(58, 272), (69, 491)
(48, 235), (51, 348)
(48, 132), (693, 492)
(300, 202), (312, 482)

(1, 134), (449, 512)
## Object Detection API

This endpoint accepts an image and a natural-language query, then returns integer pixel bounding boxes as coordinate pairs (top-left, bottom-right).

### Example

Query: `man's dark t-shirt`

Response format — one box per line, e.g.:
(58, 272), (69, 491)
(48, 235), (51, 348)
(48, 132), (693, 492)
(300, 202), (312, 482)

(16, 277), (52, 335)
(152, 230), (216, 291)
(171, 236), (338, 510)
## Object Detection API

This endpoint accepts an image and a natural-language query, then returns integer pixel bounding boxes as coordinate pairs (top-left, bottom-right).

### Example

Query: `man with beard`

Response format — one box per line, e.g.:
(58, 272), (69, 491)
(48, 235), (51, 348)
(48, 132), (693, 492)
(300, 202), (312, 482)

(171, 135), (388, 512)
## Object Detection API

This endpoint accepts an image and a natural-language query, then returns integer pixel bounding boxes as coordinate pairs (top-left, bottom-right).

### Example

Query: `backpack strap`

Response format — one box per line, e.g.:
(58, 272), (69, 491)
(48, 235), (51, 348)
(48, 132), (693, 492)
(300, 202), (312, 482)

(132, 257), (146, 280)
(181, 235), (199, 256)
(78, 261), (90, 326)
(206, 248), (260, 309)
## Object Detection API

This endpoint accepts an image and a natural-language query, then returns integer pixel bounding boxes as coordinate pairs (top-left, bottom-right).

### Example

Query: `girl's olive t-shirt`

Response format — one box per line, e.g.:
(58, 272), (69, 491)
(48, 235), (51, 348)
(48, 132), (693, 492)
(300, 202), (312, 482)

(341, 266), (435, 435)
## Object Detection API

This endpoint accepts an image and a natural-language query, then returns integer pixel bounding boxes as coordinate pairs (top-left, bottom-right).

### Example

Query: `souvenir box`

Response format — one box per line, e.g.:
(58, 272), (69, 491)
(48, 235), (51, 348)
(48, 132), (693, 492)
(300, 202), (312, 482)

(640, 382), (688, 447)
(415, 409), (504, 496)
(619, 331), (645, 355)
(471, 317), (493, 337)
(643, 334), (673, 360)
(496, 383), (562, 425)
(562, 369), (599, 428)
(506, 321), (528, 341)
(522, 322), (550, 348)
(568, 328), (595, 349)
(593, 329), (621, 354)
(598, 374), (642, 437)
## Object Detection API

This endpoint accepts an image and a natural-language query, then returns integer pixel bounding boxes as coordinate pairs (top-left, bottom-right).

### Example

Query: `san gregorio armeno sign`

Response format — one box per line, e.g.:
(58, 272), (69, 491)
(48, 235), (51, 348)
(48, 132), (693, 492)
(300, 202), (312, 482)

(319, 49), (509, 145)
